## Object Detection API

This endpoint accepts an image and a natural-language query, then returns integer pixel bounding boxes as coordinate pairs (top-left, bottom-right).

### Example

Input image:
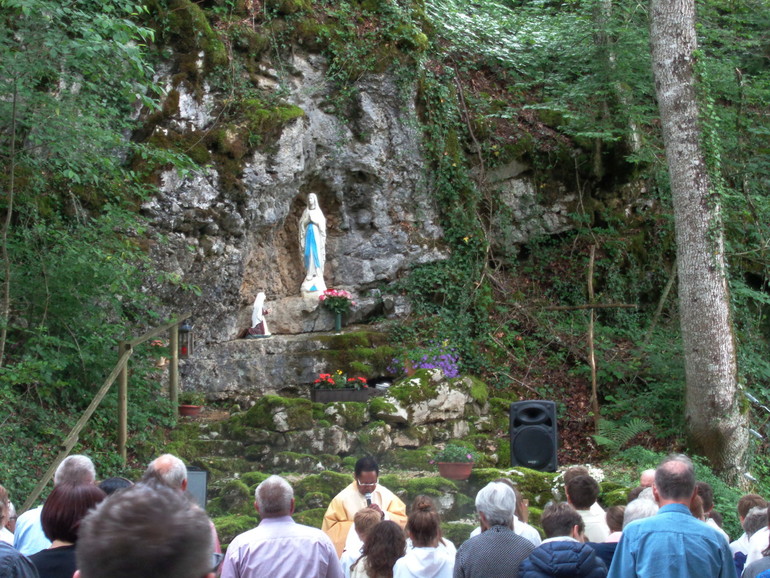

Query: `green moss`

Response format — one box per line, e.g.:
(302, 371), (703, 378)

(442, 522), (474, 546)
(388, 369), (439, 405)
(212, 514), (259, 548)
(295, 471), (351, 498)
(357, 420), (391, 454)
(328, 401), (369, 429)
(381, 447), (433, 470)
(489, 397), (515, 430)
(497, 439), (511, 468)
(166, 0), (228, 70)
(399, 476), (459, 501)
(466, 376), (489, 405)
(242, 395), (314, 431)
(209, 479), (253, 517)
(294, 507), (326, 529)
(240, 471), (270, 489)
(369, 396), (399, 417)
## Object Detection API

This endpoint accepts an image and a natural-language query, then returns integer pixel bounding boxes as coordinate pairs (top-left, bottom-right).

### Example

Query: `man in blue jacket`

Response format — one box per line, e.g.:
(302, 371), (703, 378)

(518, 502), (606, 577)
(608, 454), (736, 578)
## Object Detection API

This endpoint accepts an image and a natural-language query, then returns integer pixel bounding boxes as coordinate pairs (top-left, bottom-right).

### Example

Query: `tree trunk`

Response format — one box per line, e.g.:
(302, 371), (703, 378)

(649, 0), (748, 481)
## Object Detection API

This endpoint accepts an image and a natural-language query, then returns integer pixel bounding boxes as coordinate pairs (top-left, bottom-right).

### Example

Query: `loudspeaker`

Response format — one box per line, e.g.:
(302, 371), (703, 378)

(510, 400), (558, 472)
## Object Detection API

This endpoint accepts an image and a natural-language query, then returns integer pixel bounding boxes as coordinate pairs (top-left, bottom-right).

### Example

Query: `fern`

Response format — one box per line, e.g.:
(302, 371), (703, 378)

(593, 418), (652, 452)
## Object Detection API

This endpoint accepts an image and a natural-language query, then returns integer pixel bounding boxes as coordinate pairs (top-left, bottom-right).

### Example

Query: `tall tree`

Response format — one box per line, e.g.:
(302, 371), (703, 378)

(649, 0), (748, 479)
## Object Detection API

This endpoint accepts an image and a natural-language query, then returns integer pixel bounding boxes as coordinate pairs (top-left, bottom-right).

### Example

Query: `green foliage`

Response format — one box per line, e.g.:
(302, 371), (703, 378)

(593, 418), (652, 453)
(432, 443), (478, 463)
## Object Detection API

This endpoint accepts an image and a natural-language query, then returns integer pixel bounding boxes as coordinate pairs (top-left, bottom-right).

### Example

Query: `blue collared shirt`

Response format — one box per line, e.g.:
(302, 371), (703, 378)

(608, 503), (736, 578)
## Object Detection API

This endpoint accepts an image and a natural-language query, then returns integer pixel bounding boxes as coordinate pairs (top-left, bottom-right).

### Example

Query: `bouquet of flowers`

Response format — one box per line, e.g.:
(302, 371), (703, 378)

(319, 288), (355, 315)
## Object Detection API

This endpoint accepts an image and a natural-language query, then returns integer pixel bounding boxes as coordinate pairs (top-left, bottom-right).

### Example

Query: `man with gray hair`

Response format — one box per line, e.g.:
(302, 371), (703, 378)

(221, 475), (343, 578)
(608, 454), (735, 578)
(14, 454), (96, 555)
(454, 482), (535, 578)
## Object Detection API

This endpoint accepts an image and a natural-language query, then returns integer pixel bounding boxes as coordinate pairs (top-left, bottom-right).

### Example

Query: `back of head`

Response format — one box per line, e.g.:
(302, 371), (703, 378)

(255, 475), (293, 517)
(354, 456), (379, 478)
(353, 507), (382, 540)
(565, 475), (599, 510)
(42, 484), (107, 543)
(605, 505), (625, 534)
(54, 455), (96, 486)
(76, 484), (213, 578)
(689, 494), (704, 520)
(738, 494), (767, 519)
(563, 466), (590, 486)
(743, 507), (768, 538)
(541, 502), (583, 539)
(142, 454), (187, 491)
(476, 482), (516, 528)
(695, 481), (715, 512)
(98, 477), (133, 496)
(654, 454), (695, 502)
(362, 520), (405, 576)
(623, 498), (659, 528)
(406, 495), (441, 547)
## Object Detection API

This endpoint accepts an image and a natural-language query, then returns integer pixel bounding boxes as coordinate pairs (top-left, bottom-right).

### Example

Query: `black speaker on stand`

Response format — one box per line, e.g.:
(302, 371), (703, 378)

(509, 400), (558, 471)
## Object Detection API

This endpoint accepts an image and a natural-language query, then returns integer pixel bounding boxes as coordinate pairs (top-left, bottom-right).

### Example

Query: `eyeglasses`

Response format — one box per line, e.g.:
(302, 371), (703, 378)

(356, 478), (378, 488)
(210, 552), (224, 573)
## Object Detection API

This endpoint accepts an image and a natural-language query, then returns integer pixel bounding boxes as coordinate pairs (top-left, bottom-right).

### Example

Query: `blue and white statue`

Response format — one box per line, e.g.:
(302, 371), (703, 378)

(299, 193), (327, 294)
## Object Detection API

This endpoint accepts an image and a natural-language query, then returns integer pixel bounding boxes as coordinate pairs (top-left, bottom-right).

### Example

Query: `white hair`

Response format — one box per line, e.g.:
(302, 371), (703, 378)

(623, 497), (659, 528)
(54, 455), (96, 485)
(475, 482), (516, 528)
(145, 454), (187, 490)
(255, 475), (293, 517)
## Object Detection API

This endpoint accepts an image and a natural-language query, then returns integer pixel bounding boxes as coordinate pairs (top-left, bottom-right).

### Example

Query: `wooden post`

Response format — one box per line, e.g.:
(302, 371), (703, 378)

(169, 323), (179, 405)
(587, 246), (600, 432)
(118, 341), (130, 464)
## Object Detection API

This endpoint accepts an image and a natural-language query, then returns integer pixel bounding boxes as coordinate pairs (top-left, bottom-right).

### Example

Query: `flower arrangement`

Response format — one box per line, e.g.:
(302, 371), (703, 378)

(319, 288), (355, 315)
(314, 370), (368, 390)
(432, 443), (478, 464)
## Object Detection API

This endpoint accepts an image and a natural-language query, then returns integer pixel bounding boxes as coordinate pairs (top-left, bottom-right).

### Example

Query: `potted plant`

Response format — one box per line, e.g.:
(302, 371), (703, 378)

(319, 289), (355, 331)
(311, 370), (371, 403)
(432, 443), (478, 480)
(178, 391), (205, 417)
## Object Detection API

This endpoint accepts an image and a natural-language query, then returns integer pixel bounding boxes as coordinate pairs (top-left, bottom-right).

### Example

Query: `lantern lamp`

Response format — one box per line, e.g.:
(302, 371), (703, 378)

(179, 320), (194, 358)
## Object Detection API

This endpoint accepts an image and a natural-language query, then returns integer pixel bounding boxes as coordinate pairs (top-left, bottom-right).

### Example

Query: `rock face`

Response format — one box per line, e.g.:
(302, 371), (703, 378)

(141, 50), (583, 395)
(143, 54), (445, 346)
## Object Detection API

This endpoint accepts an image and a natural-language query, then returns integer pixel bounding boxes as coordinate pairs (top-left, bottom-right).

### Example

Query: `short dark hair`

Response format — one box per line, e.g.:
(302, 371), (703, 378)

(606, 505), (625, 533)
(355, 456), (379, 478)
(76, 485), (213, 578)
(566, 475), (599, 510)
(98, 477), (133, 496)
(655, 454), (695, 502)
(563, 467), (590, 485)
(695, 481), (715, 512)
(627, 486), (645, 502)
(738, 495), (767, 519)
(42, 484), (106, 543)
(541, 502), (583, 539)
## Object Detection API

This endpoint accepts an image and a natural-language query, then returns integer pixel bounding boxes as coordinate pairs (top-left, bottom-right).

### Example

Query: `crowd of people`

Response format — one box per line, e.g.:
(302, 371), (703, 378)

(2, 452), (770, 577)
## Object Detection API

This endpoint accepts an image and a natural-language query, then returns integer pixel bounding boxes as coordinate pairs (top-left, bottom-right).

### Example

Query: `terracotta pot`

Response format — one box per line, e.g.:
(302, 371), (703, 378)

(437, 462), (474, 480)
(178, 404), (203, 417)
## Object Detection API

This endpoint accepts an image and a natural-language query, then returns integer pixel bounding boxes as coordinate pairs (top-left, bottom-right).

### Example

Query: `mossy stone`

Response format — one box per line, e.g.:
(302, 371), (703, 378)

(295, 471), (351, 498)
(442, 522), (474, 546)
(388, 369), (439, 405)
(326, 401), (369, 430)
(381, 447), (432, 470)
(294, 507), (326, 529)
(302, 491), (330, 510)
(369, 396), (399, 418)
(212, 514), (259, 548)
(357, 421), (392, 455)
(242, 395), (314, 431)
(489, 397), (515, 430)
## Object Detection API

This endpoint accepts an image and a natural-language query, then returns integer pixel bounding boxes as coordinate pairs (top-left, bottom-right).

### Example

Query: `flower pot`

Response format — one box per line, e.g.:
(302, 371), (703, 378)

(437, 462), (474, 481)
(311, 388), (372, 403)
(178, 404), (203, 417)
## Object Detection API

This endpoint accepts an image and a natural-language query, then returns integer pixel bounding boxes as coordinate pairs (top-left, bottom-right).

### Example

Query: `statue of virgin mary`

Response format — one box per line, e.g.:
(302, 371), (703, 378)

(298, 193), (327, 294)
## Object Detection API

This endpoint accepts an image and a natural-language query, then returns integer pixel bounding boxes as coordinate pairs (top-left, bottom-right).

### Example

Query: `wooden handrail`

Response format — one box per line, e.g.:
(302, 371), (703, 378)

(20, 312), (192, 514)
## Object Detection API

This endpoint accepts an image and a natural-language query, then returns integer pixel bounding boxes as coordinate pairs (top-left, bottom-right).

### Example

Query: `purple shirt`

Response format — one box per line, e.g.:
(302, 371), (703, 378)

(221, 516), (343, 578)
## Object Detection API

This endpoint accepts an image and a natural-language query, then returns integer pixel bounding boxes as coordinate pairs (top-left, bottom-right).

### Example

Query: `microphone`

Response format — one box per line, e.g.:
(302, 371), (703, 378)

(365, 492), (372, 506)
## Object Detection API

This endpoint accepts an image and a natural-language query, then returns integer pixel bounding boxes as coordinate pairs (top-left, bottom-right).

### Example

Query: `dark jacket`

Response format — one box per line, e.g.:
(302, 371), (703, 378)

(518, 540), (607, 578)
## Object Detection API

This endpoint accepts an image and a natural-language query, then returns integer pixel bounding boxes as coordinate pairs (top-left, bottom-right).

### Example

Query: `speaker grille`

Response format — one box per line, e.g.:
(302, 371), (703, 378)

(509, 400), (557, 471)
(512, 427), (555, 469)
